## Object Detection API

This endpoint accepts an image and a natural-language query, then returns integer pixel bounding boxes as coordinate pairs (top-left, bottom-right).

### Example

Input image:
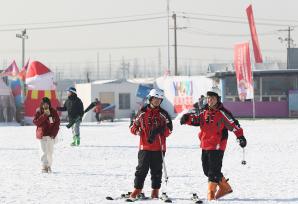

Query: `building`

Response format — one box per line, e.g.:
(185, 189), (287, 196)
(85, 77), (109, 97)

(207, 63), (298, 118)
(76, 78), (154, 121)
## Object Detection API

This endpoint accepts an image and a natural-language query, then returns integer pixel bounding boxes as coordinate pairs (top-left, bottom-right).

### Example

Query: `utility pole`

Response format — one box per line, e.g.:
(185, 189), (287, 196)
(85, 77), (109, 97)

(172, 13), (187, 76)
(16, 29), (28, 125)
(172, 13), (178, 76)
(278, 26), (295, 69)
(96, 52), (100, 80)
(167, 0), (171, 75)
(16, 29), (28, 68)
(109, 53), (112, 79)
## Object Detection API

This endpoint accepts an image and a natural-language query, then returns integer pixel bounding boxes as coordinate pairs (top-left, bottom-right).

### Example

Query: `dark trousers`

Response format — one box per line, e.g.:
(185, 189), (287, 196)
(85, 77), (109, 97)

(201, 150), (224, 183)
(134, 150), (164, 189)
(95, 113), (100, 122)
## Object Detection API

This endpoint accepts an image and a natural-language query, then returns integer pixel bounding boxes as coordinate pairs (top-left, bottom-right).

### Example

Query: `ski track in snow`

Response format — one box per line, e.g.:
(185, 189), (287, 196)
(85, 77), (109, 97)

(0, 119), (298, 204)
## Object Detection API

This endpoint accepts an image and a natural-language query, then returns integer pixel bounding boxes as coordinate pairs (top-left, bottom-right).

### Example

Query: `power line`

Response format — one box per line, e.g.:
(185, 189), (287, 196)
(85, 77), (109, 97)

(0, 12), (165, 27)
(0, 16), (167, 32)
(180, 15), (297, 27)
(179, 44), (284, 53)
(183, 28), (278, 37)
(177, 11), (298, 24)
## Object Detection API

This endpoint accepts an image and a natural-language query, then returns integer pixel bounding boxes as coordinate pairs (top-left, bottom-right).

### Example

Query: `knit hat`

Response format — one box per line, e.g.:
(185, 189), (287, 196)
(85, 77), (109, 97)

(41, 97), (51, 106)
(66, 87), (77, 95)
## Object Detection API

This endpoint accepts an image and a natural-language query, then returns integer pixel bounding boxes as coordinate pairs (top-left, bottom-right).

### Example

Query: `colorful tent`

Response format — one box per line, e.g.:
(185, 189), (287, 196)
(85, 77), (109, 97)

(24, 61), (59, 124)
(0, 78), (16, 122)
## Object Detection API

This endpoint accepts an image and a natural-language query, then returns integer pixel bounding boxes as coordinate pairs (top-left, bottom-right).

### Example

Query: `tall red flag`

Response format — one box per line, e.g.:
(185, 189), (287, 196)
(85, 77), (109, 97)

(0, 60), (19, 77)
(234, 42), (254, 101)
(18, 59), (30, 81)
(246, 4), (263, 63)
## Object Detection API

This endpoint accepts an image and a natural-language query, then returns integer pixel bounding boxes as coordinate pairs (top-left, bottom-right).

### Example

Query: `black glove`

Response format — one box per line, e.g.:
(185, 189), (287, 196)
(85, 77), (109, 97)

(180, 113), (190, 125)
(238, 136), (247, 148)
(147, 126), (165, 144)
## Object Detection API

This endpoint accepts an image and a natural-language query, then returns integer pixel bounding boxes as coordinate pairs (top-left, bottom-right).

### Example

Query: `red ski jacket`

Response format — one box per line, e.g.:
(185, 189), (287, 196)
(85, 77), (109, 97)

(184, 103), (243, 151)
(130, 105), (172, 151)
(33, 107), (60, 139)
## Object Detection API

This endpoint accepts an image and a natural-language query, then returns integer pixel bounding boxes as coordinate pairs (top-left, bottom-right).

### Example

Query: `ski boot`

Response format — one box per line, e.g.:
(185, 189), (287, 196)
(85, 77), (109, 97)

(125, 188), (142, 202)
(207, 182), (217, 201)
(151, 189), (159, 199)
(215, 177), (233, 199)
(75, 135), (80, 146)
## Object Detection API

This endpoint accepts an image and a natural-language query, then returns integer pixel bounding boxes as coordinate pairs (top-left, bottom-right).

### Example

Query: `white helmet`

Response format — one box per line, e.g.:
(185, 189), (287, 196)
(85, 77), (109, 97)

(148, 88), (164, 100)
(207, 86), (221, 97)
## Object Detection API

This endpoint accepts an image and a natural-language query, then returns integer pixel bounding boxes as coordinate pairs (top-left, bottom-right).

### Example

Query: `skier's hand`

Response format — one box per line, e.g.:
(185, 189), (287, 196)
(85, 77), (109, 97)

(180, 113), (190, 125)
(44, 109), (50, 116)
(147, 126), (165, 144)
(237, 136), (247, 148)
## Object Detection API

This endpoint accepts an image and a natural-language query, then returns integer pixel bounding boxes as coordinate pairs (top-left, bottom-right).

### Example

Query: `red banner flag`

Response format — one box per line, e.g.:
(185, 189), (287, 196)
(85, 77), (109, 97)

(0, 60), (19, 77)
(18, 59), (30, 81)
(246, 4), (263, 63)
(234, 42), (254, 101)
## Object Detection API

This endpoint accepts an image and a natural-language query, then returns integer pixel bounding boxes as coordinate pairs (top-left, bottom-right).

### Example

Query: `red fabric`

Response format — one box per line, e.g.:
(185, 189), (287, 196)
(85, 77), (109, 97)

(185, 106), (243, 151)
(33, 107), (60, 139)
(130, 106), (171, 151)
(93, 102), (102, 113)
(234, 42), (254, 101)
(24, 90), (60, 118)
(26, 61), (50, 79)
(246, 4), (263, 63)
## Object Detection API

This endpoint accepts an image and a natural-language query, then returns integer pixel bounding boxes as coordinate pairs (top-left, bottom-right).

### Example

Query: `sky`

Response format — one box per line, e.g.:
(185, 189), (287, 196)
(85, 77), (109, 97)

(0, 0), (297, 78)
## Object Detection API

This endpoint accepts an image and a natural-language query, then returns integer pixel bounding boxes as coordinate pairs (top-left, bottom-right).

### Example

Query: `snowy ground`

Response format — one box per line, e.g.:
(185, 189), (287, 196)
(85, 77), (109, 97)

(0, 119), (298, 204)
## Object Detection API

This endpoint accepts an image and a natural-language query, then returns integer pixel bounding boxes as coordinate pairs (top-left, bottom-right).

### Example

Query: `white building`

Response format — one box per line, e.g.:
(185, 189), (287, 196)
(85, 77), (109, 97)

(76, 78), (154, 121)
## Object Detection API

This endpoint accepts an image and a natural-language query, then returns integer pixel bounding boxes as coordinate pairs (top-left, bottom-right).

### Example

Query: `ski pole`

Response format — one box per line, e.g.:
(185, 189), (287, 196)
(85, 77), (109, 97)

(158, 135), (169, 185)
(241, 148), (247, 165)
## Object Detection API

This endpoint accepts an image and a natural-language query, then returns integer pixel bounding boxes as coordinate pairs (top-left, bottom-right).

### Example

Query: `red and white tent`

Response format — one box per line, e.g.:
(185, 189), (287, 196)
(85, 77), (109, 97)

(24, 61), (59, 124)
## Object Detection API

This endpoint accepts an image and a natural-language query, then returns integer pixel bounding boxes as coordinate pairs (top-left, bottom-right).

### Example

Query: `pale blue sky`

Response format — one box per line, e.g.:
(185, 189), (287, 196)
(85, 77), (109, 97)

(0, 0), (296, 76)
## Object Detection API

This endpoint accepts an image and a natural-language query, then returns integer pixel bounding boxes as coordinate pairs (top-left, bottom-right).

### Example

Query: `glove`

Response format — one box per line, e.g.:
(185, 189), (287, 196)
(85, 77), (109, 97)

(147, 126), (165, 144)
(180, 113), (190, 125)
(238, 136), (247, 148)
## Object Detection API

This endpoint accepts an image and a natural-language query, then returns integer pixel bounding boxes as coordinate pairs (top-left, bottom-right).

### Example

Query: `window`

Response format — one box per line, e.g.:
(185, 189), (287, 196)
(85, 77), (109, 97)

(262, 76), (296, 95)
(119, 93), (130, 109)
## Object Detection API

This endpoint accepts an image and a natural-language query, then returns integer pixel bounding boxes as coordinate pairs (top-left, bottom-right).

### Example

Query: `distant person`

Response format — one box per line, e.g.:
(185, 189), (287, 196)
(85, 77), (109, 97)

(84, 98), (102, 123)
(57, 87), (84, 146)
(126, 89), (173, 201)
(180, 88), (247, 201)
(33, 97), (60, 173)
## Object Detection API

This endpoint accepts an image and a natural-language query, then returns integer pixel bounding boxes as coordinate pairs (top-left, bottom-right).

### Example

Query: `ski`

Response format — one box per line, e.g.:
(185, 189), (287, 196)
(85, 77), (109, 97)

(106, 192), (150, 202)
(125, 193), (150, 202)
(160, 192), (172, 203)
(190, 193), (203, 204)
(106, 192), (131, 201)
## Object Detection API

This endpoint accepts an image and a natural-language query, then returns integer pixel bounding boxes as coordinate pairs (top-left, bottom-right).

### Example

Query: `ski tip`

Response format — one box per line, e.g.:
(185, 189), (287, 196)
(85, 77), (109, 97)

(106, 196), (114, 200)
(195, 200), (203, 204)
(164, 199), (173, 203)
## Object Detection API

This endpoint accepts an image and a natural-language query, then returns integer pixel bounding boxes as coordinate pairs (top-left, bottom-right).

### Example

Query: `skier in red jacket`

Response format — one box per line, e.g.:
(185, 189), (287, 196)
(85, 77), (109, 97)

(33, 97), (60, 173)
(180, 87), (247, 201)
(127, 88), (173, 201)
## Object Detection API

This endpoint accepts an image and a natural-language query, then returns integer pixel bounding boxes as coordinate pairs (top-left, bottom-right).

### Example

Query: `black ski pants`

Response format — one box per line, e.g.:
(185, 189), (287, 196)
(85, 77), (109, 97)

(201, 150), (224, 183)
(134, 150), (164, 189)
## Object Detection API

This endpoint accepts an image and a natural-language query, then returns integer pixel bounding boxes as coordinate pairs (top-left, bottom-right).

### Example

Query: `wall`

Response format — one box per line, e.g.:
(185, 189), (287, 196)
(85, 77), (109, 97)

(91, 81), (139, 120)
(223, 101), (289, 117)
(76, 83), (92, 121)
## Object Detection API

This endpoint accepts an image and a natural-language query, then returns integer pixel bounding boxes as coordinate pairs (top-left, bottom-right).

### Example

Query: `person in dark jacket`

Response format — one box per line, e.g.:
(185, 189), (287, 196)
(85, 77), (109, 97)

(33, 97), (60, 173)
(57, 87), (84, 146)
(127, 88), (173, 201)
(180, 87), (247, 201)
